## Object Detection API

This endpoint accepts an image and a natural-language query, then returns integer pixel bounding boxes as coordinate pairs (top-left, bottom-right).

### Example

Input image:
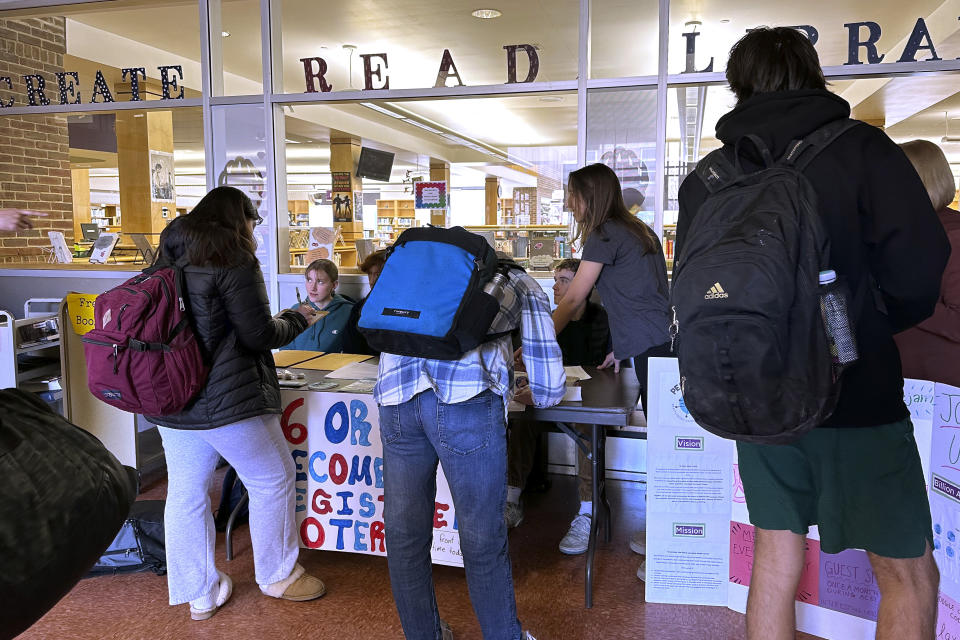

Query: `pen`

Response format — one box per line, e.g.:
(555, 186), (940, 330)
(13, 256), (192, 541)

(296, 286), (302, 306)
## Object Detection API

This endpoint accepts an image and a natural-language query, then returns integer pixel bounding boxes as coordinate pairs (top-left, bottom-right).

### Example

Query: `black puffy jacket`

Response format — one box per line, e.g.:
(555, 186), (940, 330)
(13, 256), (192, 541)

(147, 221), (308, 430)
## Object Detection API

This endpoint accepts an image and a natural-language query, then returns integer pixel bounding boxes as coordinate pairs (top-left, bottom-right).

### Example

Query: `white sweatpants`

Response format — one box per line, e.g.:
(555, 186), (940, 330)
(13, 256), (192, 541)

(158, 414), (299, 605)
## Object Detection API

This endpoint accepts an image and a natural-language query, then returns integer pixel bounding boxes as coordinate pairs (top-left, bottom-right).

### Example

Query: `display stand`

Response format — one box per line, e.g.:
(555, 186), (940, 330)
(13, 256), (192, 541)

(645, 357), (960, 639)
(59, 295), (138, 468)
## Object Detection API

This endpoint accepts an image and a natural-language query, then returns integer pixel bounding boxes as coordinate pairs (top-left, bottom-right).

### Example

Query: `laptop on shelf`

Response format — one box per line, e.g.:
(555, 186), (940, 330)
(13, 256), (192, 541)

(80, 223), (101, 242)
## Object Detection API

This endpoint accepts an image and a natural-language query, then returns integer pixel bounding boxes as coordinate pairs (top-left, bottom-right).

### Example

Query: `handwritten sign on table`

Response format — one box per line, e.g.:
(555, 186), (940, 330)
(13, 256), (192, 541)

(281, 390), (463, 566)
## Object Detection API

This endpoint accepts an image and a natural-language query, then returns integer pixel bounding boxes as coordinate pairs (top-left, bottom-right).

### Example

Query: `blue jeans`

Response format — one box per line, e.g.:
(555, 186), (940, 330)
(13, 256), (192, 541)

(379, 389), (523, 640)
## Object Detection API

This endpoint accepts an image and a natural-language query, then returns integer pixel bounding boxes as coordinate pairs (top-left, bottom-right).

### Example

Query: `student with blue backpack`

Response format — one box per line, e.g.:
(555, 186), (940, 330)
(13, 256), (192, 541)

(361, 226), (564, 640)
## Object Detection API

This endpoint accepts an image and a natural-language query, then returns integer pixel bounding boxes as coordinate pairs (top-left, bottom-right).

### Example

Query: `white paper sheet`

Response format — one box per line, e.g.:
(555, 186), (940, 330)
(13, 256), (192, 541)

(326, 361), (380, 380)
(563, 366), (591, 381)
(562, 385), (582, 402)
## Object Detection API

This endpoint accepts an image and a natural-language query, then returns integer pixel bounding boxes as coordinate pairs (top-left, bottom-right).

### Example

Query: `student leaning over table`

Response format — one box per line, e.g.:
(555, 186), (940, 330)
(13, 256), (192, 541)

(546, 162), (672, 581)
(147, 187), (326, 621)
(505, 258), (614, 559)
(374, 265), (565, 640)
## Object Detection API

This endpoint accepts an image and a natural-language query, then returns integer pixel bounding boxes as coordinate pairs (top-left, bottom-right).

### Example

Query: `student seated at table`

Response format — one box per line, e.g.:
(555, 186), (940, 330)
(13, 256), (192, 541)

(341, 249), (387, 356)
(281, 258), (354, 352)
(506, 258), (612, 557)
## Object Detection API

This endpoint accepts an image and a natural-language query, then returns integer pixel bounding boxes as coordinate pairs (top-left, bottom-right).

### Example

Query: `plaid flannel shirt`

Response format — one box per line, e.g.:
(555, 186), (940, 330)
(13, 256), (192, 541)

(374, 269), (566, 409)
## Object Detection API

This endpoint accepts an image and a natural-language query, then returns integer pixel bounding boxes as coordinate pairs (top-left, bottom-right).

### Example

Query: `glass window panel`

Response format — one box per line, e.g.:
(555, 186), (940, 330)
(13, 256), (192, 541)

(667, 1), (951, 75)
(276, 92), (577, 272)
(0, 1), (201, 108)
(664, 74), (960, 271)
(585, 87), (660, 236)
(0, 107), (204, 266)
(275, 0), (579, 94)
(212, 0), (263, 95)
(211, 105), (275, 296)
(590, 0), (660, 78)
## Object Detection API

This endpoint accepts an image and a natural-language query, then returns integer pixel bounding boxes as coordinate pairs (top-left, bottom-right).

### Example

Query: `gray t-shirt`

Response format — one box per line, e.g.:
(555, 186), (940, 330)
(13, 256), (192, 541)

(582, 219), (671, 360)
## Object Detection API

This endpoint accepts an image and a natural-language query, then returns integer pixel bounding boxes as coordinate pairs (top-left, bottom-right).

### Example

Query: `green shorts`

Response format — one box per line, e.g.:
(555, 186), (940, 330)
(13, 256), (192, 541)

(737, 418), (932, 558)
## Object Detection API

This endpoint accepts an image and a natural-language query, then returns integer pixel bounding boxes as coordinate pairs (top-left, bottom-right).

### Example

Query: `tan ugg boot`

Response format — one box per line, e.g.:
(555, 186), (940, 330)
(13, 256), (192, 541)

(260, 563), (326, 601)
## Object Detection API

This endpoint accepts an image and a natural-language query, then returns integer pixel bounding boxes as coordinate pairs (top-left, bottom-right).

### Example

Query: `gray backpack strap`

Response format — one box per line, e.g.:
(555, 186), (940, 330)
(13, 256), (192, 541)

(781, 118), (862, 171)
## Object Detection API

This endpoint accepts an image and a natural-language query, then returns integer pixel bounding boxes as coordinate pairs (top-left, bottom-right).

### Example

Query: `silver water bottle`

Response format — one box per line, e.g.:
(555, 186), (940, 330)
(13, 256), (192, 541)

(819, 270), (858, 367)
(483, 271), (509, 301)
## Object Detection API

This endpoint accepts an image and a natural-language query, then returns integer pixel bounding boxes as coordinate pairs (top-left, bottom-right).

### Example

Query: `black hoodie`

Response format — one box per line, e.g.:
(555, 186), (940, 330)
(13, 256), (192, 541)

(677, 90), (951, 428)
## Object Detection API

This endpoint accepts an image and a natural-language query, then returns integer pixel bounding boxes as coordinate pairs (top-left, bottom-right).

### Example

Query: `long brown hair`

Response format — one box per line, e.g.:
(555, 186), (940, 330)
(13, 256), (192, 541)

(568, 163), (659, 254)
(180, 186), (259, 267)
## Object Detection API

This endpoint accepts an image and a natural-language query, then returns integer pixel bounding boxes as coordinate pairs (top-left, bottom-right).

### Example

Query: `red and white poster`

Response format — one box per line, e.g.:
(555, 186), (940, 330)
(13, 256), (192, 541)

(279, 389), (463, 567)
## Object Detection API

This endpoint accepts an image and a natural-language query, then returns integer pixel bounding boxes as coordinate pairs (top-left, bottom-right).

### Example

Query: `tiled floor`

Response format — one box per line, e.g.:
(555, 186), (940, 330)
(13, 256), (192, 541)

(20, 470), (823, 640)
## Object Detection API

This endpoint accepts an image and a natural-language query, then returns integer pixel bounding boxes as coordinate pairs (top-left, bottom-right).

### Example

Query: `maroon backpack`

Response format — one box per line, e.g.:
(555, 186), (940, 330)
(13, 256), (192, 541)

(83, 258), (208, 416)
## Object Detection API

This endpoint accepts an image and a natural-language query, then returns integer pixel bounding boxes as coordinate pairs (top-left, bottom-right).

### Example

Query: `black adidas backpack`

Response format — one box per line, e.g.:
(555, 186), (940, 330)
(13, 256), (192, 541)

(670, 118), (860, 444)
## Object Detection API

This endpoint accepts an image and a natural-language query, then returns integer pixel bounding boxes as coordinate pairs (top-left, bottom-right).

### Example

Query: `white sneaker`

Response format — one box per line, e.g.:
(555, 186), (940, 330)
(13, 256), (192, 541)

(637, 560), (646, 582)
(189, 570), (233, 621)
(629, 530), (646, 555)
(504, 501), (524, 529)
(523, 632), (537, 639)
(558, 514), (591, 555)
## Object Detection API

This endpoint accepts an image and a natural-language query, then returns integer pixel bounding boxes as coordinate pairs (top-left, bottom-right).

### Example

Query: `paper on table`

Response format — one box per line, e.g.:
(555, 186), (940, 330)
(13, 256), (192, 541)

(563, 366), (591, 381)
(326, 360), (381, 380)
(297, 352), (372, 371)
(273, 350), (324, 367)
(563, 385), (582, 402)
(338, 379), (377, 393)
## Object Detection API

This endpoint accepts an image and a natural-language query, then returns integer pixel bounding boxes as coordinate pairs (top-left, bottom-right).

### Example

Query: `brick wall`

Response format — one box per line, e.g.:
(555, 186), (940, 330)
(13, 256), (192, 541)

(0, 17), (72, 264)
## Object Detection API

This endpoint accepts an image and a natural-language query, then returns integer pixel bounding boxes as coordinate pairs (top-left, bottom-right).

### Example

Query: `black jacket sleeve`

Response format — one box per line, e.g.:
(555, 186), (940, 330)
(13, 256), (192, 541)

(859, 131), (952, 332)
(218, 263), (308, 351)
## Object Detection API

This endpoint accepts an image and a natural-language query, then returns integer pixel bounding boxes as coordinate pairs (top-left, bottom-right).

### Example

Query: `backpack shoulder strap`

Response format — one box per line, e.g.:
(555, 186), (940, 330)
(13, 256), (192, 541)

(781, 118), (862, 171)
(695, 148), (740, 194)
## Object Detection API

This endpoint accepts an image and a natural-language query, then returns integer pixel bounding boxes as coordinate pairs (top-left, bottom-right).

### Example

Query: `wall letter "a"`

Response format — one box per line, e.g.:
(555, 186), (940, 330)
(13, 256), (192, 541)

(435, 49), (464, 88)
(897, 18), (941, 63)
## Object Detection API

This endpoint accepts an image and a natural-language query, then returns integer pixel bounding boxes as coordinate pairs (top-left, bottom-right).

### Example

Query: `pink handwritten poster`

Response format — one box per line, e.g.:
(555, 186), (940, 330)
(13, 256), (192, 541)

(729, 521), (819, 604)
(938, 592), (960, 639)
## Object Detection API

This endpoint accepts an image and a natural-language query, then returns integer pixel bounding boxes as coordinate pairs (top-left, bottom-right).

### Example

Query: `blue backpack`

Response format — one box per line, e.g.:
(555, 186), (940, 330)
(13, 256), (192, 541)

(359, 226), (515, 359)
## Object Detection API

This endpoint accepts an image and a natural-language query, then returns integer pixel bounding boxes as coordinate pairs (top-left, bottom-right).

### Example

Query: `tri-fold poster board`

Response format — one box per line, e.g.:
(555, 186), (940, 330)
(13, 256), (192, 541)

(646, 357), (959, 639)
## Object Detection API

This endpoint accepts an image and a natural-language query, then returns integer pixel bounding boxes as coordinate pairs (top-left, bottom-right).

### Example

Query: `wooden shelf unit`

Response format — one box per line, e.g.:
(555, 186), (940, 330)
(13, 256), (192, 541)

(288, 199), (310, 227)
(91, 204), (120, 229)
(498, 197), (514, 225)
(376, 199), (416, 243)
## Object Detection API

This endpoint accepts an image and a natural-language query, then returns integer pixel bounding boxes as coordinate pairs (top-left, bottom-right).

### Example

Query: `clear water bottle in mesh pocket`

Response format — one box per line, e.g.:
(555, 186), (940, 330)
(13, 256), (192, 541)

(819, 270), (859, 374)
